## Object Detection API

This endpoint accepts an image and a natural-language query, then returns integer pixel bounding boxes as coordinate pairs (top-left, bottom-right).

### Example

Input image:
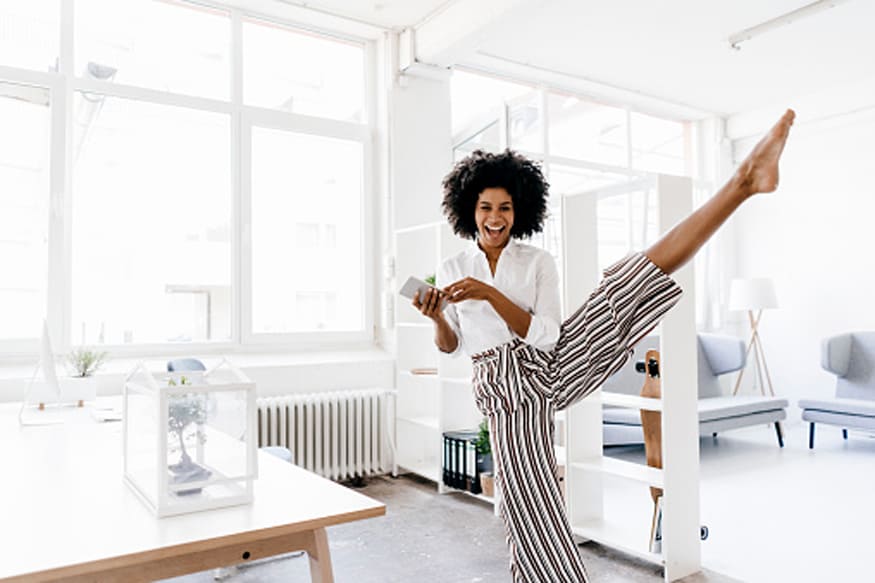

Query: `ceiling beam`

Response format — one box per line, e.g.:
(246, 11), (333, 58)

(400, 0), (542, 73)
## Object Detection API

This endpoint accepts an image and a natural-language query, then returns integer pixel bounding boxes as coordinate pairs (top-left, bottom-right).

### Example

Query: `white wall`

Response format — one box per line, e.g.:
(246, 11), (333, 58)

(729, 109), (875, 415)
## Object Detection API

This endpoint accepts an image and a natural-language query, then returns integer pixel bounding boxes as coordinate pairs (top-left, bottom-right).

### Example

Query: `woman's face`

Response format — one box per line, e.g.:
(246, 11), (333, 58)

(475, 187), (514, 251)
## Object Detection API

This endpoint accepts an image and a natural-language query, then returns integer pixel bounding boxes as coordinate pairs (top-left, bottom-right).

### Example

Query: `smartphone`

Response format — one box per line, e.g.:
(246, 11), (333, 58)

(399, 276), (449, 311)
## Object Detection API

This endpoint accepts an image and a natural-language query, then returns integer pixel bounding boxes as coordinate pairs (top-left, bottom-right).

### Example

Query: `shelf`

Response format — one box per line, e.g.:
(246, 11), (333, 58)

(399, 461), (440, 484)
(601, 391), (662, 411)
(572, 518), (663, 566)
(397, 415), (440, 430)
(570, 457), (663, 488)
(450, 487), (494, 504)
(399, 370), (440, 381)
(441, 376), (472, 385)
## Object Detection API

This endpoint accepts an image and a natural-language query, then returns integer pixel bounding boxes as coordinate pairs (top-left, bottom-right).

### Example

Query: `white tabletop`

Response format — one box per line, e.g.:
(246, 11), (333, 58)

(0, 401), (385, 580)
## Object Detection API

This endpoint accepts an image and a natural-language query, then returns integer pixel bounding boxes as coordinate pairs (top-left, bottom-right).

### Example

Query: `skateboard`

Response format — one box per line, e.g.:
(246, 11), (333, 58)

(637, 350), (708, 553)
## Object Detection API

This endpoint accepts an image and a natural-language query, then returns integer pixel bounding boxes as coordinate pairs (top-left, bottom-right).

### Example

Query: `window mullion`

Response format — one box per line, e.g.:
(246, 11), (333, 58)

(231, 9), (243, 345)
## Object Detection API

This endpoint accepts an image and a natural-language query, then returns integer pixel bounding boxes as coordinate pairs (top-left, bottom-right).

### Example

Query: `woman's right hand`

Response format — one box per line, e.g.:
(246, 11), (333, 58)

(413, 288), (446, 322)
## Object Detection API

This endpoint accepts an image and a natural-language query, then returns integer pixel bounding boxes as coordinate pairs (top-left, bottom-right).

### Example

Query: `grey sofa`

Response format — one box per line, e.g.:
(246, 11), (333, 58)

(602, 333), (789, 447)
(800, 332), (875, 448)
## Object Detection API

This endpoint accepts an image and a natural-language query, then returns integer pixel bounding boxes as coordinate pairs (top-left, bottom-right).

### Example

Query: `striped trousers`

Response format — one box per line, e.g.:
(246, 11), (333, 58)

(471, 253), (682, 582)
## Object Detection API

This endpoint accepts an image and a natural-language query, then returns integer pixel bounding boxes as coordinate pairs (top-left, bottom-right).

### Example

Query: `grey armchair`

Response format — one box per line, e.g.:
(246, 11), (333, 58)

(800, 332), (875, 448)
(602, 333), (789, 447)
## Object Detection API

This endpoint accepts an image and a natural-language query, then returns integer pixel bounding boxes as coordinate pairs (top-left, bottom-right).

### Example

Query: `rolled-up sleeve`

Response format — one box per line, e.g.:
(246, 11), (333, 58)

(436, 261), (464, 357)
(523, 252), (561, 351)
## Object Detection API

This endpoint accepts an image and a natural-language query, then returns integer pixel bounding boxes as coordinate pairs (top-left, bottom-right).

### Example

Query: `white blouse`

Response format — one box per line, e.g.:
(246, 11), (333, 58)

(437, 239), (561, 358)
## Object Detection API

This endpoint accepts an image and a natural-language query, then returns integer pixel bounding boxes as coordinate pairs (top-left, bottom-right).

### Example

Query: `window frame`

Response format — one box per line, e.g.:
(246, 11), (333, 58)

(0, 1), (377, 359)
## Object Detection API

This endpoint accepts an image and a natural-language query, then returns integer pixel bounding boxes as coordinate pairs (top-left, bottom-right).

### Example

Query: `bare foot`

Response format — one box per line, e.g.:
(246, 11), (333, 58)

(736, 109), (795, 196)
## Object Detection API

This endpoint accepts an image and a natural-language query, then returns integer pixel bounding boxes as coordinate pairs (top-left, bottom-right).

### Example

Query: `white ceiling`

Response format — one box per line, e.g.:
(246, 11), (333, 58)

(278, 0), (875, 117)
(273, 0), (451, 29)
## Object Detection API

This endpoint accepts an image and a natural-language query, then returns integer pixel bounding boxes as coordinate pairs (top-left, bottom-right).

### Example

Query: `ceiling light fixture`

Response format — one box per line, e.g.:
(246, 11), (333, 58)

(728, 0), (850, 50)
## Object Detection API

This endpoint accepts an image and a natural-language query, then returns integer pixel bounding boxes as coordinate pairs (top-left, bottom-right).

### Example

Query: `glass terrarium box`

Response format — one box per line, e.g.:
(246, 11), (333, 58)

(123, 359), (257, 517)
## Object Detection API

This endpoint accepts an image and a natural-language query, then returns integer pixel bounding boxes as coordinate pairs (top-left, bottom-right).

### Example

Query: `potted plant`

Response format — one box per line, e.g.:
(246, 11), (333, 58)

(474, 418), (495, 497)
(61, 347), (108, 406)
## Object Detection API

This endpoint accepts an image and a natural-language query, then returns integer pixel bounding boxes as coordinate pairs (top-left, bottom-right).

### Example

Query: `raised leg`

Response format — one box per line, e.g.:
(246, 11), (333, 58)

(809, 423), (816, 449)
(645, 109), (795, 275)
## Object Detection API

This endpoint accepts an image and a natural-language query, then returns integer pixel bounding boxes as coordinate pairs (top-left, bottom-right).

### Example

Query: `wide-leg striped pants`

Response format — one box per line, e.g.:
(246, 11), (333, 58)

(471, 253), (682, 582)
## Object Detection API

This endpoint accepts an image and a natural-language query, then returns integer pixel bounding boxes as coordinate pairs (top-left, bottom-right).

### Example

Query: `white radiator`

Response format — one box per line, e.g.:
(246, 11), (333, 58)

(257, 389), (396, 481)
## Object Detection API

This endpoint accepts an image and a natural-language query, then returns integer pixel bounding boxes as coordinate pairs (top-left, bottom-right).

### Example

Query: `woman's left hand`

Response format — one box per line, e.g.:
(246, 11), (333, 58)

(443, 277), (494, 303)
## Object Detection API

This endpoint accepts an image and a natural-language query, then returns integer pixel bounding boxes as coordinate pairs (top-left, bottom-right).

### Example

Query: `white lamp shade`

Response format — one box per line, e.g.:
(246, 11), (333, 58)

(728, 277), (778, 311)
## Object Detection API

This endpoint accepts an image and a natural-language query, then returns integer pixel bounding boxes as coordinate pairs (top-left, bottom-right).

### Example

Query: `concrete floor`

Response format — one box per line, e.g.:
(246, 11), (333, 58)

(165, 420), (875, 582)
(164, 473), (735, 583)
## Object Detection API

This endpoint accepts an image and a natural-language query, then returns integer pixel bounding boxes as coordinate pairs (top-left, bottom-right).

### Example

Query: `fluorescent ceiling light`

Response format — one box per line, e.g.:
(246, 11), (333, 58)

(728, 0), (851, 50)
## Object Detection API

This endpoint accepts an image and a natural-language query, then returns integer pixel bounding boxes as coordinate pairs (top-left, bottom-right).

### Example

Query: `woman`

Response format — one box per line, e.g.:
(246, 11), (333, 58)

(413, 110), (795, 582)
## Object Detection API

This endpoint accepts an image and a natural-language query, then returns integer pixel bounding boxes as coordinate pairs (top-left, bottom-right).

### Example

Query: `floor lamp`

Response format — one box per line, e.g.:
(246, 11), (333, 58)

(729, 278), (778, 397)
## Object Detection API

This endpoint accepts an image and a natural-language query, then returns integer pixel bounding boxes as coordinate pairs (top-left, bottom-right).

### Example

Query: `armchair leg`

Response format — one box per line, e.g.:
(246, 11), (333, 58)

(809, 422), (816, 449)
(774, 422), (784, 448)
(842, 428), (848, 440)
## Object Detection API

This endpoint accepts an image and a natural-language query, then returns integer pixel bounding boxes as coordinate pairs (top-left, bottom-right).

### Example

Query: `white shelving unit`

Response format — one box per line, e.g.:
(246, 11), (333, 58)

(393, 222), (482, 489)
(562, 174), (701, 582)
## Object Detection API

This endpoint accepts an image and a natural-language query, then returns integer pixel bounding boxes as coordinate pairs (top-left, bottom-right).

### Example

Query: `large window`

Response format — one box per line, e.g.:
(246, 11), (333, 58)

(72, 96), (232, 345)
(250, 128), (364, 333)
(74, 0), (231, 100)
(243, 18), (365, 122)
(0, 1), (372, 354)
(0, 82), (51, 342)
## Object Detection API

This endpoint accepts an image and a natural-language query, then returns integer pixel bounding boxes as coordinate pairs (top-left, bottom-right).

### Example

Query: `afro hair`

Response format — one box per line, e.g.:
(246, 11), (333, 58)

(441, 149), (549, 240)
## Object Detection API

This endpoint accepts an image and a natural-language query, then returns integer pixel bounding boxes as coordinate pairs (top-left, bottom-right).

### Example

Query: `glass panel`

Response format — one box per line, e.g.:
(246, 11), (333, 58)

(75, 0), (231, 100)
(0, 82), (51, 340)
(508, 94), (542, 154)
(0, 1), (59, 72)
(596, 184), (658, 272)
(451, 69), (534, 137)
(251, 128), (363, 333)
(243, 19), (365, 122)
(548, 93), (628, 166)
(455, 119), (502, 154)
(548, 164), (629, 198)
(631, 112), (688, 175)
(72, 94), (232, 344)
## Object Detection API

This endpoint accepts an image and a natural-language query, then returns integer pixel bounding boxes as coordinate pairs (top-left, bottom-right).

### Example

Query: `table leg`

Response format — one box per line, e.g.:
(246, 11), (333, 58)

(307, 527), (334, 583)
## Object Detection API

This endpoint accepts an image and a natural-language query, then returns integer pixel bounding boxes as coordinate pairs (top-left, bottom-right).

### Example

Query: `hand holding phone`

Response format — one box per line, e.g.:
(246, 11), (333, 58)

(399, 276), (449, 312)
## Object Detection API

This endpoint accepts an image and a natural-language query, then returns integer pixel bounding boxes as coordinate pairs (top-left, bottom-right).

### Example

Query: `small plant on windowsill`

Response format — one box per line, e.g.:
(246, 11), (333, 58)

(67, 347), (108, 378)
(425, 274), (436, 286)
(62, 347), (108, 407)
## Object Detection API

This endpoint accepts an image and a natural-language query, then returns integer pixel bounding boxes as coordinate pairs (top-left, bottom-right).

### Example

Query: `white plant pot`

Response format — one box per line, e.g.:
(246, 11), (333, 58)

(60, 376), (97, 406)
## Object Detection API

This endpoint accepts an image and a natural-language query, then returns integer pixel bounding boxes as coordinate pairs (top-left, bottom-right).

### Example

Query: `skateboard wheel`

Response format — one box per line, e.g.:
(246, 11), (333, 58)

(700, 525), (709, 540)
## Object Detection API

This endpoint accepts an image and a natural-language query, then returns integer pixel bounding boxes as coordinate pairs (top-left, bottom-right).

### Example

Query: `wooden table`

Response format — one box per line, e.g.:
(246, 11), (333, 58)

(0, 402), (385, 582)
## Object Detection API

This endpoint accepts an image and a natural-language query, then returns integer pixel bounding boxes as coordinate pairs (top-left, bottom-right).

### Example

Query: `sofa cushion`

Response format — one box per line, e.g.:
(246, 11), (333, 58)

(799, 397), (875, 418)
(603, 395), (789, 426)
(603, 409), (787, 446)
(802, 409), (875, 431)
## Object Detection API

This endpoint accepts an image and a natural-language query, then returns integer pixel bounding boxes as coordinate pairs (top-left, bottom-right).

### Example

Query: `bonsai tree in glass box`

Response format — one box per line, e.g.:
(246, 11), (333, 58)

(167, 386), (212, 494)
